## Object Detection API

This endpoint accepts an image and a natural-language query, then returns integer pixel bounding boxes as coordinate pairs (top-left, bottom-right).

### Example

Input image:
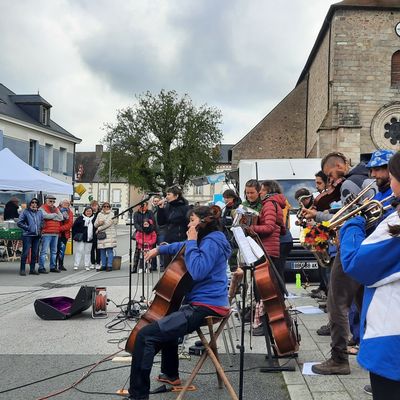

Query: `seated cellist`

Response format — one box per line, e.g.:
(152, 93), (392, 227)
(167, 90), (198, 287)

(127, 206), (231, 400)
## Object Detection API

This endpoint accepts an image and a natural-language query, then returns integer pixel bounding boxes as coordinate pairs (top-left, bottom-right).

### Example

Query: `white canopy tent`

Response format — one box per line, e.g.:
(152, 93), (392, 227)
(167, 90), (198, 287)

(0, 148), (72, 194)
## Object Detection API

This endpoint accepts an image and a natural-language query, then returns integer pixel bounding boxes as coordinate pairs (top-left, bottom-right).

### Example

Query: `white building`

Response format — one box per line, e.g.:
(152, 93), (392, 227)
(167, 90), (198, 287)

(0, 83), (81, 204)
(74, 145), (142, 223)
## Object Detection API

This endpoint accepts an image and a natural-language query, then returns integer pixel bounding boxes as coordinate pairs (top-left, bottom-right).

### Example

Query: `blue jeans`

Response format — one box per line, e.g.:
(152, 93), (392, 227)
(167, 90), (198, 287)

(21, 235), (40, 272)
(100, 248), (114, 269)
(57, 236), (67, 267)
(39, 235), (58, 271)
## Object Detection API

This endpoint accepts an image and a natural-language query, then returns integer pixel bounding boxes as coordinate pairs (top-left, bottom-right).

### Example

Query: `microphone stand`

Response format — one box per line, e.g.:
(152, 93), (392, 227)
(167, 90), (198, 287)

(111, 196), (151, 320)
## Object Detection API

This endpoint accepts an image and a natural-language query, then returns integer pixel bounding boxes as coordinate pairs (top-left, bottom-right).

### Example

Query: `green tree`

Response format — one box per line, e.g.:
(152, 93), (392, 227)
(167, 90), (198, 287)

(103, 90), (223, 191)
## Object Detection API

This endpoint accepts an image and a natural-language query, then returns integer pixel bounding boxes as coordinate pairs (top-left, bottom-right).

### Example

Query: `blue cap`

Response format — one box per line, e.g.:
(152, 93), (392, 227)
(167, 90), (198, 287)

(366, 149), (395, 168)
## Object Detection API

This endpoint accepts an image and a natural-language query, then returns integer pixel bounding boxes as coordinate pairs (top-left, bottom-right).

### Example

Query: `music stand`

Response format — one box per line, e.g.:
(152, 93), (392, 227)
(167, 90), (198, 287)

(237, 262), (254, 400)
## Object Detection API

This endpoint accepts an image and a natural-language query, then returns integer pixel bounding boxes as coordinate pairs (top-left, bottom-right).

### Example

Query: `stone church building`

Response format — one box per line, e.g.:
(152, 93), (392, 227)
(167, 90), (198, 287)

(232, 0), (400, 167)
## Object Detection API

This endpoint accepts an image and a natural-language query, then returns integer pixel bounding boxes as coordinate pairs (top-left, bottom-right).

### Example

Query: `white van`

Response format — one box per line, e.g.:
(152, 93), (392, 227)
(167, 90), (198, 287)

(238, 158), (322, 277)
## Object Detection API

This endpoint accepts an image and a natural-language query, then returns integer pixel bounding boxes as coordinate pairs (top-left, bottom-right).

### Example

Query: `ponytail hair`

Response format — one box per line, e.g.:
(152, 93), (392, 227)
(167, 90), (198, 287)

(188, 206), (221, 243)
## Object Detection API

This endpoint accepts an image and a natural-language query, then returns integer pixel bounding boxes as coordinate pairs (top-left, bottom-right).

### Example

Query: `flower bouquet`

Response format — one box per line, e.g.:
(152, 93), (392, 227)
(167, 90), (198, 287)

(299, 222), (333, 267)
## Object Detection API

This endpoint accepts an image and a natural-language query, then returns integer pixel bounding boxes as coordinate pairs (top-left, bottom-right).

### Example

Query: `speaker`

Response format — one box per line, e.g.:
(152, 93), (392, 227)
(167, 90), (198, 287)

(34, 286), (94, 320)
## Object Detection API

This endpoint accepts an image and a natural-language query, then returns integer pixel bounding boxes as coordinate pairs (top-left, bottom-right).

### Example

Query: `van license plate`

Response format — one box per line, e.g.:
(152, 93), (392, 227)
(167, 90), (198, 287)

(293, 261), (318, 269)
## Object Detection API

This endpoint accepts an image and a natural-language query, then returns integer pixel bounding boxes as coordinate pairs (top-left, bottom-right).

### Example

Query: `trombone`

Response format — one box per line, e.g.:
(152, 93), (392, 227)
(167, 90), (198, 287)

(328, 180), (376, 225)
(327, 181), (395, 230)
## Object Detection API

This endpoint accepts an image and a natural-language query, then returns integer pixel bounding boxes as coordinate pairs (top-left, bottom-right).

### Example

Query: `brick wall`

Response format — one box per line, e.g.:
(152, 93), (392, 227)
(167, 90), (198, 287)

(330, 9), (400, 155)
(231, 79), (307, 167)
(307, 29), (330, 156)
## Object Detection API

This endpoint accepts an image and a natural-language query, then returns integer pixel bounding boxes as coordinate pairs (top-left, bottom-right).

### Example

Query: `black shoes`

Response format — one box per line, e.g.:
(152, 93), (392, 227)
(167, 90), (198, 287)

(19, 270), (26, 276)
(38, 269), (48, 274)
(363, 384), (372, 395)
(317, 324), (331, 336)
(252, 326), (265, 336)
(59, 266), (67, 271)
(29, 270), (39, 275)
(50, 269), (61, 273)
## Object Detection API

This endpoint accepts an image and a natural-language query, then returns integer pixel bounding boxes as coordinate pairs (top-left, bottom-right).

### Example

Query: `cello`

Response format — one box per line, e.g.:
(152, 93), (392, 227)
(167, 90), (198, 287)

(252, 234), (300, 356)
(125, 245), (192, 354)
(125, 206), (222, 354)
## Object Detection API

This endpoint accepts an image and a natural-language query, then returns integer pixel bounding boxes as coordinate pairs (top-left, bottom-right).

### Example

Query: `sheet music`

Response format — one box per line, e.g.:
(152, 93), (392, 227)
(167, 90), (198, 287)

(246, 236), (264, 259)
(231, 227), (262, 265)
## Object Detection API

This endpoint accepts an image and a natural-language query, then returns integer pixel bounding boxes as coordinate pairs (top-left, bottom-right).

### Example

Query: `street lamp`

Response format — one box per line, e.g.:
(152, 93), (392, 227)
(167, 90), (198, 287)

(108, 138), (112, 203)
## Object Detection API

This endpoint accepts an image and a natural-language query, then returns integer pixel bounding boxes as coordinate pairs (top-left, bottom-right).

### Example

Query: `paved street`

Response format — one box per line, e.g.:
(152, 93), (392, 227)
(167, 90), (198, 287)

(0, 227), (370, 400)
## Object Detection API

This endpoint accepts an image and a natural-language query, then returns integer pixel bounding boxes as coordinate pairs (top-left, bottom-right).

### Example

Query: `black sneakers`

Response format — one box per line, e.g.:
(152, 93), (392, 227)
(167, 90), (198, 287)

(317, 324), (331, 336)
(363, 384), (372, 395)
(252, 326), (265, 336)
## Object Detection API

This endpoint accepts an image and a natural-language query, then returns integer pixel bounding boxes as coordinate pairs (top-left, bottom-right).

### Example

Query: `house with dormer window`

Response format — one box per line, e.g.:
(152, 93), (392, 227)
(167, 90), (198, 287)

(0, 83), (81, 193)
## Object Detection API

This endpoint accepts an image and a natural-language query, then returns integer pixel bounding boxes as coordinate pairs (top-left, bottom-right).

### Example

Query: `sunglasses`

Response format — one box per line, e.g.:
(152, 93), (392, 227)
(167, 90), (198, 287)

(48, 200), (55, 203)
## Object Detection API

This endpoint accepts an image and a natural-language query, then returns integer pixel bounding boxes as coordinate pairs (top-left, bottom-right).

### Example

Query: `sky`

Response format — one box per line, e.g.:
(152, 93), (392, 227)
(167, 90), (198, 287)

(0, 0), (339, 151)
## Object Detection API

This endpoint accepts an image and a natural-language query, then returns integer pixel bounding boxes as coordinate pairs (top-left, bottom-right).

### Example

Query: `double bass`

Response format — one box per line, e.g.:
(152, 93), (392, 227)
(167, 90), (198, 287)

(252, 234), (300, 356)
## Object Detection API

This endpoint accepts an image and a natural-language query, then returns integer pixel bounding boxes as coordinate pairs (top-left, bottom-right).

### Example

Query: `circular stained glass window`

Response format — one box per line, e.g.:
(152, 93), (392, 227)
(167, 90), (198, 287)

(384, 118), (400, 145)
(371, 102), (400, 150)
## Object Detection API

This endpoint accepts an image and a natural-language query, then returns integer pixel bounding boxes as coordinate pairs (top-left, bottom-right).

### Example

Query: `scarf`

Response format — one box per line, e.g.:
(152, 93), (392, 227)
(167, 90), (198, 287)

(83, 215), (94, 241)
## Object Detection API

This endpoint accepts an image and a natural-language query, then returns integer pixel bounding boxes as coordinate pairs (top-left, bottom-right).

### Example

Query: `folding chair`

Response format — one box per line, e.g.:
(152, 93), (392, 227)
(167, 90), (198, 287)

(176, 311), (238, 400)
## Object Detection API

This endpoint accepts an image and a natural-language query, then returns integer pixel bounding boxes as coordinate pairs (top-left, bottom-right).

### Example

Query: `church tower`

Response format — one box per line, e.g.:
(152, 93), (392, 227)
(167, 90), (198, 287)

(232, 0), (400, 166)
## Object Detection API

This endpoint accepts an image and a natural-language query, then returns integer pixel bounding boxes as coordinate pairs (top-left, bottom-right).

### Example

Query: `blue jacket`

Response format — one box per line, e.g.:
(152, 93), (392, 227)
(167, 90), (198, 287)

(17, 208), (43, 236)
(340, 212), (400, 381)
(159, 231), (231, 307)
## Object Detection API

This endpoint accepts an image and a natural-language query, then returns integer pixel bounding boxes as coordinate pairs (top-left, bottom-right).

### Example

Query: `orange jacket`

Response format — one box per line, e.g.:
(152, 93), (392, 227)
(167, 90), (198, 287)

(40, 204), (63, 235)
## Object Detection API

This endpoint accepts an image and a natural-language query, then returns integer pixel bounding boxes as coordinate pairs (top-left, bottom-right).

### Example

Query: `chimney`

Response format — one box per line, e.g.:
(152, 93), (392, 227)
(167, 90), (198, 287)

(95, 144), (103, 158)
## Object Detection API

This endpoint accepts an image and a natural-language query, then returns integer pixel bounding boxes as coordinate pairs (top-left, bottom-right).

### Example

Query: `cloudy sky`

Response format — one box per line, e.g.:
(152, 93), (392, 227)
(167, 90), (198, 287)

(0, 0), (339, 150)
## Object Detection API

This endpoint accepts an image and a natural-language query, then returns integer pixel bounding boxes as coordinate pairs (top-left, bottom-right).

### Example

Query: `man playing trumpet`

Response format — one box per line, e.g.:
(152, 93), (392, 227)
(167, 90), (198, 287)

(302, 152), (376, 375)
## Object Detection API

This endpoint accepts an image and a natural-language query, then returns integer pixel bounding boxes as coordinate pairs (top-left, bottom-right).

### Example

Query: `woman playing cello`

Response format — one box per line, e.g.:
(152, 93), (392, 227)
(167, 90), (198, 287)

(127, 206), (231, 400)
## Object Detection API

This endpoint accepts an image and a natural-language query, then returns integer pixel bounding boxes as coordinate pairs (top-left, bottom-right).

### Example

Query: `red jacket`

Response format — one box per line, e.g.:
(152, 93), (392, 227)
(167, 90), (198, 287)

(59, 208), (74, 239)
(135, 230), (157, 250)
(251, 193), (286, 258)
(41, 204), (63, 235)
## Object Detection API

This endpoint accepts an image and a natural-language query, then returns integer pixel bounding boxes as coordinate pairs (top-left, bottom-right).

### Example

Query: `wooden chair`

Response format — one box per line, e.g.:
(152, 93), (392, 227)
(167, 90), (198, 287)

(176, 311), (238, 400)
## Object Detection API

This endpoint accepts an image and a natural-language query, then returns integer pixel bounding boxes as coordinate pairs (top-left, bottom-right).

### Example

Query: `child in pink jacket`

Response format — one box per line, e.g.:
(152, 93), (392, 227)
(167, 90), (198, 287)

(133, 219), (157, 272)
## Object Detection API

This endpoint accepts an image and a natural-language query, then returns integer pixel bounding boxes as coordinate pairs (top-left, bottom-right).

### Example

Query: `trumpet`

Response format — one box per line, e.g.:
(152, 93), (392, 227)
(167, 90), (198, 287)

(328, 192), (395, 230)
(310, 247), (331, 268)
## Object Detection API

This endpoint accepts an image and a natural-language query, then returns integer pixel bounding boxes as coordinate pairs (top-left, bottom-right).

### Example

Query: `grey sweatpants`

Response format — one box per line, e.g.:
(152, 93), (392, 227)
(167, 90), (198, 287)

(327, 249), (360, 361)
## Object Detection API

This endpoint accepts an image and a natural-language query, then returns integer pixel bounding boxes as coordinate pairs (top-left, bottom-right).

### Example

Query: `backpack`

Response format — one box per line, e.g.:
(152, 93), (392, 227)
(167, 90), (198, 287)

(270, 200), (287, 236)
